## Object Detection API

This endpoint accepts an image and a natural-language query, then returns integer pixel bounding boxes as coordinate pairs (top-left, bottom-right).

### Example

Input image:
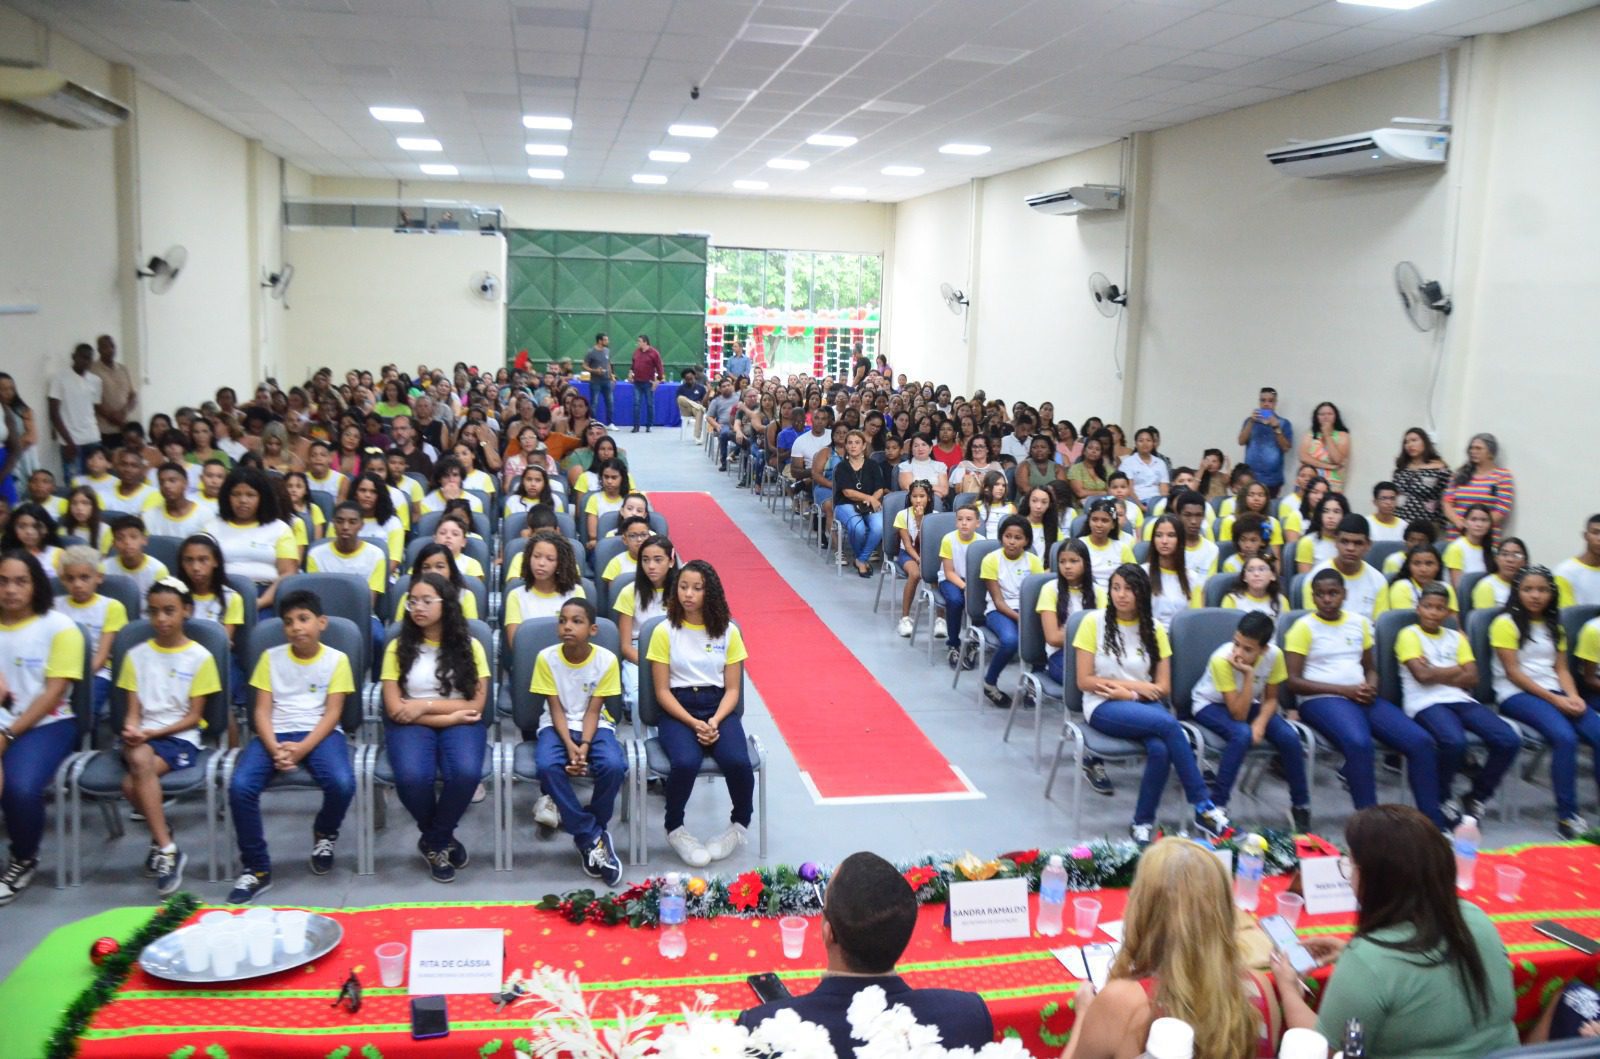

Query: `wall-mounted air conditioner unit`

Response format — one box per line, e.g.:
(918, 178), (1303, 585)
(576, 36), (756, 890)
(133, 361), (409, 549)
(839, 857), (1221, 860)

(1265, 126), (1447, 178)
(0, 66), (129, 129)
(1024, 184), (1123, 215)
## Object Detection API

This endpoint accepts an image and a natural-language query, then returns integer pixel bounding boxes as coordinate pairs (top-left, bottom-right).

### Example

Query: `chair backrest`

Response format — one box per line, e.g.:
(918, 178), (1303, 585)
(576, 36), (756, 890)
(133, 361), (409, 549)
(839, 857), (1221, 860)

(951, 493), (979, 513)
(1367, 540), (1405, 575)
(1017, 572), (1055, 669)
(1287, 572), (1311, 608)
(276, 572), (375, 672)
(634, 615), (745, 733)
(67, 632), (95, 747)
(465, 489), (495, 527)
(1203, 572), (1241, 608)
(416, 509), (491, 542)
(145, 535), (184, 572)
(1217, 541), (1238, 568)
(1457, 571), (1487, 616)
(917, 513), (957, 586)
(225, 573), (260, 638)
(1131, 540), (1150, 564)
(963, 539), (1004, 626)
(880, 490), (908, 565)
(1169, 608), (1244, 720)
(403, 535), (490, 575)
(1561, 604), (1600, 672)
(1275, 608), (1309, 710)
(307, 489), (336, 524)
(1060, 610), (1092, 713)
(508, 616), (623, 738)
(381, 618), (498, 728)
(1465, 608), (1498, 702)
(243, 617), (367, 734)
(596, 510), (668, 541)
(1373, 608), (1462, 706)
(108, 619), (231, 743)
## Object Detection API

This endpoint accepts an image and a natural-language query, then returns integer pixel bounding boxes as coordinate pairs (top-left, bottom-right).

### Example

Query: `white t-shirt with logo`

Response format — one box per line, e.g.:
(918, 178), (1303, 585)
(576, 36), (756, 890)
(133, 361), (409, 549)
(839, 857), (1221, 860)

(116, 639), (221, 746)
(1284, 611), (1372, 688)
(0, 611), (85, 728)
(980, 549), (1043, 614)
(250, 643), (356, 733)
(102, 554), (169, 612)
(1302, 561), (1388, 620)
(530, 642), (621, 732)
(1395, 625), (1476, 717)
(144, 501), (211, 540)
(306, 541), (387, 592)
(54, 593), (128, 679)
(1555, 557), (1600, 606)
(1192, 641), (1288, 715)
(380, 637), (491, 700)
(1490, 613), (1565, 701)
(612, 580), (667, 644)
(206, 518), (298, 583)
(646, 620), (749, 688)
(1071, 611), (1172, 721)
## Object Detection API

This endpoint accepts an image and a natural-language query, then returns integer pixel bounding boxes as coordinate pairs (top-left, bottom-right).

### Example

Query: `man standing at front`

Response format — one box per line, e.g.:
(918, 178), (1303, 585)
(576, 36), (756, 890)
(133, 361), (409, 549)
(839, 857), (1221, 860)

(628, 334), (663, 434)
(90, 334), (136, 450)
(585, 333), (614, 428)
(48, 343), (104, 476)
(1237, 386), (1293, 496)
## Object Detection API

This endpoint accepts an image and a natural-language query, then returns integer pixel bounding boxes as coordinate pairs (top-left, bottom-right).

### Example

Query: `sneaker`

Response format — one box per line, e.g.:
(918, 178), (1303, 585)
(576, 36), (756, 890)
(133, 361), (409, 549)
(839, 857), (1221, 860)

(227, 869), (273, 905)
(705, 823), (747, 861)
(587, 832), (624, 887)
(1194, 804), (1234, 840)
(982, 684), (1013, 708)
(424, 846), (456, 883)
(309, 835), (336, 876)
(948, 647), (961, 670)
(471, 782), (487, 804)
(667, 827), (711, 868)
(1558, 815), (1590, 840)
(960, 642), (979, 671)
(577, 836), (602, 879)
(1440, 799), (1463, 828)
(1130, 823), (1157, 847)
(1463, 796), (1490, 820)
(446, 839), (469, 869)
(897, 616), (914, 637)
(0, 857), (39, 906)
(933, 617), (948, 639)
(533, 795), (560, 838)
(1083, 759), (1115, 797)
(143, 844), (161, 878)
(1291, 806), (1312, 833)
(153, 846), (187, 896)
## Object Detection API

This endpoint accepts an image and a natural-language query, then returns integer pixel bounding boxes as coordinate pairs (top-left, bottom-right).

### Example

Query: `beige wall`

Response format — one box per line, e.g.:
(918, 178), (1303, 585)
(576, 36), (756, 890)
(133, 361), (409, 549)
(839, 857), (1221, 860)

(884, 183), (972, 388)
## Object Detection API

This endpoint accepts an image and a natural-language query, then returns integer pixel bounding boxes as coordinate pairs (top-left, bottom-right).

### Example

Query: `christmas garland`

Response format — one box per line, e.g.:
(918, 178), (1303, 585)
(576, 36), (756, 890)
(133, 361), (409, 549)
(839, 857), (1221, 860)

(536, 830), (1306, 929)
(47, 891), (201, 1059)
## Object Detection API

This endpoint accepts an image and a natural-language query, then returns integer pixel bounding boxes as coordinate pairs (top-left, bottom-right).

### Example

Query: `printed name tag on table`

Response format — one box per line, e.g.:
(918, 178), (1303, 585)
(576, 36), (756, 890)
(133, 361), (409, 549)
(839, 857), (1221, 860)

(1299, 857), (1358, 915)
(949, 877), (1031, 943)
(408, 928), (504, 995)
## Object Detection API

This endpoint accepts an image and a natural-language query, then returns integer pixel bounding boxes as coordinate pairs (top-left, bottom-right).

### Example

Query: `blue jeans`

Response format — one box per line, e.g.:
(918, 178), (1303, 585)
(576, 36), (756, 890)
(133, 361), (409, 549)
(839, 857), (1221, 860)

(534, 727), (626, 845)
(1088, 699), (1210, 825)
(1, 719), (77, 861)
(718, 426), (737, 467)
(369, 616), (385, 683)
(983, 610), (1019, 686)
(1194, 703), (1309, 808)
(839, 504), (883, 563)
(1298, 695), (1443, 825)
(92, 675), (112, 720)
(229, 730), (355, 872)
(1047, 650), (1066, 685)
(632, 382), (654, 428)
(1414, 701), (1520, 805)
(1499, 692), (1600, 819)
(939, 580), (965, 649)
(0, 448), (14, 504)
(657, 686), (754, 834)
(383, 719), (487, 852)
(60, 442), (102, 478)
(591, 376), (614, 423)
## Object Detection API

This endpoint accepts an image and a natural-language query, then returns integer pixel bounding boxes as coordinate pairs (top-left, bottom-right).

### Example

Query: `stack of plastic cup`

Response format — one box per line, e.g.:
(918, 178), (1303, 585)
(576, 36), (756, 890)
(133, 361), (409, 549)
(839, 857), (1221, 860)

(208, 922), (247, 977)
(375, 942), (407, 988)
(1276, 891), (1305, 927)
(175, 926), (210, 973)
(277, 910), (311, 955)
(242, 919), (276, 967)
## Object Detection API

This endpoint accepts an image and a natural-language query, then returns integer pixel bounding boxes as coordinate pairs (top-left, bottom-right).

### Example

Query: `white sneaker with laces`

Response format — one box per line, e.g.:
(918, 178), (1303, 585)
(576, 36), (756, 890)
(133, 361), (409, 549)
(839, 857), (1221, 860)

(533, 795), (560, 829)
(705, 824), (747, 861)
(896, 616), (914, 637)
(934, 617), (948, 639)
(667, 827), (711, 868)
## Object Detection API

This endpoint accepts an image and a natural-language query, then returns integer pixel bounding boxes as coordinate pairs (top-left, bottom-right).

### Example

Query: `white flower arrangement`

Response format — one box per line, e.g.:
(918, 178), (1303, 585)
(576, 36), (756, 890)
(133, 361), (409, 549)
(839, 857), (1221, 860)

(505, 967), (1035, 1059)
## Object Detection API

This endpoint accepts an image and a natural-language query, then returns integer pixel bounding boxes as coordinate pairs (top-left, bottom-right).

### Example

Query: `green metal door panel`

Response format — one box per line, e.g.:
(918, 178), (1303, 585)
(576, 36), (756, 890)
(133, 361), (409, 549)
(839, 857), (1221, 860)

(607, 232), (659, 260)
(553, 230), (608, 258)
(507, 256), (554, 310)
(555, 312), (607, 362)
(554, 257), (607, 312)
(660, 235), (707, 264)
(658, 263), (704, 314)
(507, 230), (556, 258)
(658, 314), (706, 366)
(609, 311), (656, 352)
(608, 260), (658, 312)
(506, 310), (556, 362)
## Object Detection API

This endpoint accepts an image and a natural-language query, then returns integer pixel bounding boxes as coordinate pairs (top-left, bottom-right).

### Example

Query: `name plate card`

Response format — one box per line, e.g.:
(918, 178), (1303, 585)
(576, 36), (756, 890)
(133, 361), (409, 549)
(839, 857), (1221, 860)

(1299, 858), (1358, 915)
(408, 928), (504, 995)
(948, 877), (1031, 943)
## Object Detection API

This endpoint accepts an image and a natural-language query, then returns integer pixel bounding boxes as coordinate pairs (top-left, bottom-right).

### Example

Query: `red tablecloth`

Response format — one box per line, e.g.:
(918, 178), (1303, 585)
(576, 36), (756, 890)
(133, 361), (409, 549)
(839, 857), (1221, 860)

(76, 843), (1600, 1057)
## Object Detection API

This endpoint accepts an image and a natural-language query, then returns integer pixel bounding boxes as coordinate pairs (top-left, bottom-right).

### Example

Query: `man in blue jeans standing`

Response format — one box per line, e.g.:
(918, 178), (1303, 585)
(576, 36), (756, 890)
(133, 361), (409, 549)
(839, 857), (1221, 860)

(584, 333), (614, 427)
(628, 334), (663, 434)
(1236, 386), (1293, 497)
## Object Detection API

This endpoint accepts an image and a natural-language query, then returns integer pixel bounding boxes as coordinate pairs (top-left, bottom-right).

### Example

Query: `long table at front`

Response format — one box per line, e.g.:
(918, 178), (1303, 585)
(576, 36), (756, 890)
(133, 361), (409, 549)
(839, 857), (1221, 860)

(69, 842), (1600, 1058)
(569, 379), (683, 427)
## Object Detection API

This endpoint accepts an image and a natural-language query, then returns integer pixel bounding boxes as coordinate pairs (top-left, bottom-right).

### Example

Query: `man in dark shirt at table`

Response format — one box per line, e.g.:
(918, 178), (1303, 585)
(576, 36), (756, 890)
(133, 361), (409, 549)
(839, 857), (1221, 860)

(677, 368), (708, 440)
(737, 852), (993, 1053)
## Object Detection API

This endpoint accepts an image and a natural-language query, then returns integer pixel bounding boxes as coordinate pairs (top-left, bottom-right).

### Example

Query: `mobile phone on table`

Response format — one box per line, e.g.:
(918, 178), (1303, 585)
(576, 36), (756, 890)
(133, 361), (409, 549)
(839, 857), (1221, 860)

(1533, 921), (1600, 955)
(747, 972), (792, 1004)
(1084, 943), (1117, 991)
(1260, 914), (1318, 975)
(410, 995), (449, 1040)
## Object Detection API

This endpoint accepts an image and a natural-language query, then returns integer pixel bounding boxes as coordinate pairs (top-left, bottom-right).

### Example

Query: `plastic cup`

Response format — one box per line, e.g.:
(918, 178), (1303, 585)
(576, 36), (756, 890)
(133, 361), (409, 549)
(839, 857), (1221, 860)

(1278, 1027), (1330, 1059)
(200, 911), (234, 929)
(1496, 865), (1526, 902)
(175, 926), (210, 973)
(1276, 891), (1305, 927)
(375, 942), (407, 987)
(209, 927), (245, 977)
(241, 906), (277, 923)
(778, 917), (808, 959)
(1145, 1017), (1194, 1058)
(243, 920), (276, 966)
(1073, 897), (1102, 938)
(277, 910), (310, 955)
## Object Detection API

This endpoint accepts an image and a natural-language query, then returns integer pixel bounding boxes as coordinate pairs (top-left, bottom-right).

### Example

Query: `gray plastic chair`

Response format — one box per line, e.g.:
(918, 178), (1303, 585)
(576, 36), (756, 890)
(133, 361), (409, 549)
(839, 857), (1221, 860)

(874, 490), (909, 614)
(144, 535), (184, 573)
(1009, 572), (1067, 767)
(952, 539), (1002, 695)
(907, 512), (956, 660)
(596, 510), (668, 540)
(1203, 572), (1242, 608)
(1457, 571), (1488, 617)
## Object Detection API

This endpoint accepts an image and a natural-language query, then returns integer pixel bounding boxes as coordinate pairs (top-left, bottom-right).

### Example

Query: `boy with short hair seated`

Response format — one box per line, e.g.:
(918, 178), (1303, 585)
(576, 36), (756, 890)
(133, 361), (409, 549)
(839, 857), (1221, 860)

(1301, 514), (1387, 620)
(1555, 513), (1600, 605)
(938, 506), (980, 669)
(1385, 520), (1437, 575)
(103, 515), (168, 613)
(54, 544), (126, 720)
(25, 469), (68, 520)
(227, 589), (356, 903)
(530, 597), (625, 886)
(1368, 481), (1406, 542)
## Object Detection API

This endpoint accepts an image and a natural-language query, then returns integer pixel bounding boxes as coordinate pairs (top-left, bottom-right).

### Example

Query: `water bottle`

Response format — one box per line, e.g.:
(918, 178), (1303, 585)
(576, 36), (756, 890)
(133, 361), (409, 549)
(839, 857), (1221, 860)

(658, 872), (687, 959)
(1234, 833), (1266, 911)
(1138, 1017), (1194, 1059)
(1037, 855), (1067, 936)
(1341, 1017), (1366, 1059)
(1454, 815), (1480, 892)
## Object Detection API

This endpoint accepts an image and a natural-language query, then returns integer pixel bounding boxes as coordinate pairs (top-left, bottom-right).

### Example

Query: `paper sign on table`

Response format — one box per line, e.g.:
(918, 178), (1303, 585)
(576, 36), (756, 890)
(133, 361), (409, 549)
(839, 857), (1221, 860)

(1098, 919), (1125, 942)
(408, 928), (504, 995)
(1052, 946), (1089, 979)
(948, 877), (1031, 943)
(1299, 857), (1358, 915)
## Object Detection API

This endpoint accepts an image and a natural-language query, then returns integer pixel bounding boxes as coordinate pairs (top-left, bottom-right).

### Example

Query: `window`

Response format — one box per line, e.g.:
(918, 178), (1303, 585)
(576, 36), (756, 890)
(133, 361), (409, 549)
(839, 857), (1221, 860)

(706, 247), (882, 377)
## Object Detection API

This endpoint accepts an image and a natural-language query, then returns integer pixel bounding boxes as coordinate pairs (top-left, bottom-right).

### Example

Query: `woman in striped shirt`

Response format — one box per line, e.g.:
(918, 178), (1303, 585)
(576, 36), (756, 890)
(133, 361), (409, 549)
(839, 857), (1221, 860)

(1442, 433), (1515, 541)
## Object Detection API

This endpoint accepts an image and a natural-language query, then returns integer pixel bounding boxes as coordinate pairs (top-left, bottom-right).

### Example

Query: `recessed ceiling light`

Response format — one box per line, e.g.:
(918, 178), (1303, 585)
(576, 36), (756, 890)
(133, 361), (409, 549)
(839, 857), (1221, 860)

(831, 186), (867, 197)
(807, 133), (857, 148)
(1336, 0), (1433, 7)
(939, 143), (991, 156)
(668, 123), (718, 139)
(370, 106), (424, 123)
(649, 149), (691, 163)
(397, 137), (442, 152)
(632, 173), (668, 185)
(881, 165), (925, 177)
(733, 179), (769, 191)
(419, 163), (458, 176)
(767, 158), (809, 170)
(522, 115), (572, 131)
(525, 143), (568, 157)
(527, 168), (564, 180)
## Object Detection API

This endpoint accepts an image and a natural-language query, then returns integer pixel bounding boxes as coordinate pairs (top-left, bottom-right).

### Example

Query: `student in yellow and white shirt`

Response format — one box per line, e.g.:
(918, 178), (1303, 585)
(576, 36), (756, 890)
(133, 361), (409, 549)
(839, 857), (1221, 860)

(645, 559), (752, 869)
(503, 532), (588, 646)
(1220, 554), (1289, 618)
(1442, 505), (1495, 588)
(1220, 514), (1273, 574)
(1078, 499), (1138, 592)
(384, 454), (424, 528)
(143, 463), (210, 540)
(1368, 481), (1407, 543)
(420, 458), (486, 517)
(977, 515), (1045, 707)
(1384, 521), (1438, 576)
(1144, 515), (1203, 633)
(1375, 546), (1459, 616)
(393, 544), (481, 622)
(1293, 491), (1348, 573)
(450, 441), (498, 497)
(893, 481), (935, 639)
(307, 501), (389, 677)
(1039, 539), (1105, 685)
(937, 506), (981, 660)
(351, 474), (405, 571)
(1472, 537), (1528, 612)
(613, 537), (675, 718)
(55, 544), (126, 719)
(1577, 612), (1600, 708)
(601, 515), (653, 587)
(1490, 565), (1600, 838)
(304, 441), (349, 503)
(1395, 583), (1520, 822)
(1104, 474), (1145, 537)
(117, 579), (221, 895)
(1554, 514), (1600, 606)
(1166, 492), (1220, 587)
(4, 503), (64, 574)
(582, 459), (632, 544)
(1190, 611), (1308, 827)
(103, 515), (169, 613)
(431, 514), (486, 580)
(206, 467), (300, 609)
(103, 448), (160, 517)
(0, 551), (86, 905)
(71, 448), (117, 505)
(1298, 514), (1388, 620)
(23, 470), (69, 521)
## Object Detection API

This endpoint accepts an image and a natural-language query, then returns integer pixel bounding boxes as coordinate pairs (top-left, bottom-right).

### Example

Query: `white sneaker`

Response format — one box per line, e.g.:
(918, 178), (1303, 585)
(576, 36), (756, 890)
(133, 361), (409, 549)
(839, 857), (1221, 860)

(705, 824), (747, 861)
(667, 827), (711, 868)
(934, 617), (948, 639)
(533, 795), (560, 829)
(897, 616), (914, 637)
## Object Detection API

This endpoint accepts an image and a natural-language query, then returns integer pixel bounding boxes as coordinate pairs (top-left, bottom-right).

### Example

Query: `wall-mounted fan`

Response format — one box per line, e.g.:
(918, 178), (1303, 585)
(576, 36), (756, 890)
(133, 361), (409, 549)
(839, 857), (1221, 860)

(472, 271), (500, 301)
(1088, 271), (1127, 317)
(261, 264), (294, 303)
(939, 281), (969, 315)
(136, 246), (187, 294)
(1394, 261), (1452, 332)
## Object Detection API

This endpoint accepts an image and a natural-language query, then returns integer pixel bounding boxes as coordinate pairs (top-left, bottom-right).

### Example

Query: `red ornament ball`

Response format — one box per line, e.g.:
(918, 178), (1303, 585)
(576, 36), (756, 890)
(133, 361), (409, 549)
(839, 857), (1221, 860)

(89, 937), (120, 966)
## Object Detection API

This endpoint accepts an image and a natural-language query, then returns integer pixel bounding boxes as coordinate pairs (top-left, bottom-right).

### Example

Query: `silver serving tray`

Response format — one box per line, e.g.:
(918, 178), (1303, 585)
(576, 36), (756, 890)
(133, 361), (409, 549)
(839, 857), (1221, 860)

(138, 913), (344, 984)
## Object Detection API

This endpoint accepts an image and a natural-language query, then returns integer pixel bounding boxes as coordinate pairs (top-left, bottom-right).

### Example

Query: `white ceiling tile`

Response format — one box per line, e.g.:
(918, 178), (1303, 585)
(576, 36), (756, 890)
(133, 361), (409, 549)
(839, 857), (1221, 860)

(586, 32), (661, 58)
(1214, 0), (1322, 15)
(1205, 56), (1321, 85)
(1210, 18), (1347, 57)
(1139, 11), (1276, 49)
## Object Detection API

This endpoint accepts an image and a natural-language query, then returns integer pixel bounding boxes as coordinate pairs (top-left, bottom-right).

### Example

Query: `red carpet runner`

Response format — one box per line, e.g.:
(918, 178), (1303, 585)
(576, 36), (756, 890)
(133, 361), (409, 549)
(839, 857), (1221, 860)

(651, 492), (977, 801)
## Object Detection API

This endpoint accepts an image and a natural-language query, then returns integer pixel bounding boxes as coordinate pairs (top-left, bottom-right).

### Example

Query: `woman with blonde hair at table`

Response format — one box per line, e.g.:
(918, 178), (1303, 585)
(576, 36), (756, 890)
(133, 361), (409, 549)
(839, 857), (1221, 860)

(1063, 837), (1280, 1059)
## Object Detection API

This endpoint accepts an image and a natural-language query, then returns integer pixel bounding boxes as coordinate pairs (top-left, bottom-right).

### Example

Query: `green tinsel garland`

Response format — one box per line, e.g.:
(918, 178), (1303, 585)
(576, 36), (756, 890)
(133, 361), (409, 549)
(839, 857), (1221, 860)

(536, 829), (1306, 930)
(47, 891), (201, 1059)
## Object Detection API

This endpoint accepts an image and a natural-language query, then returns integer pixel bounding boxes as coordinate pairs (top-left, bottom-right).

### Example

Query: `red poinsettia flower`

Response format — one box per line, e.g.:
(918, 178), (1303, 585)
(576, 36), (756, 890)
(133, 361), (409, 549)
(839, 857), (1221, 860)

(903, 866), (939, 890)
(1008, 850), (1041, 866)
(728, 871), (765, 911)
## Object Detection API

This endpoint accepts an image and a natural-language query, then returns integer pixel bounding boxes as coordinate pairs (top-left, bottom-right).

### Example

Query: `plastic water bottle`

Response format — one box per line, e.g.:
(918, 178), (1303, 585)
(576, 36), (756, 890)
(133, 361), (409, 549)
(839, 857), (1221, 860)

(1340, 1017), (1366, 1059)
(658, 872), (687, 959)
(1234, 833), (1266, 911)
(1454, 815), (1480, 891)
(1138, 1017), (1194, 1059)
(1037, 855), (1068, 936)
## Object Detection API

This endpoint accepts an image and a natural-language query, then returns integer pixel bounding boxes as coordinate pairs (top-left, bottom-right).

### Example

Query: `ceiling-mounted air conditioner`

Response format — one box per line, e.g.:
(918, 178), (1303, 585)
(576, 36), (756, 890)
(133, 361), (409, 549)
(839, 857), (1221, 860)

(1265, 126), (1447, 178)
(0, 66), (129, 129)
(1024, 184), (1123, 215)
